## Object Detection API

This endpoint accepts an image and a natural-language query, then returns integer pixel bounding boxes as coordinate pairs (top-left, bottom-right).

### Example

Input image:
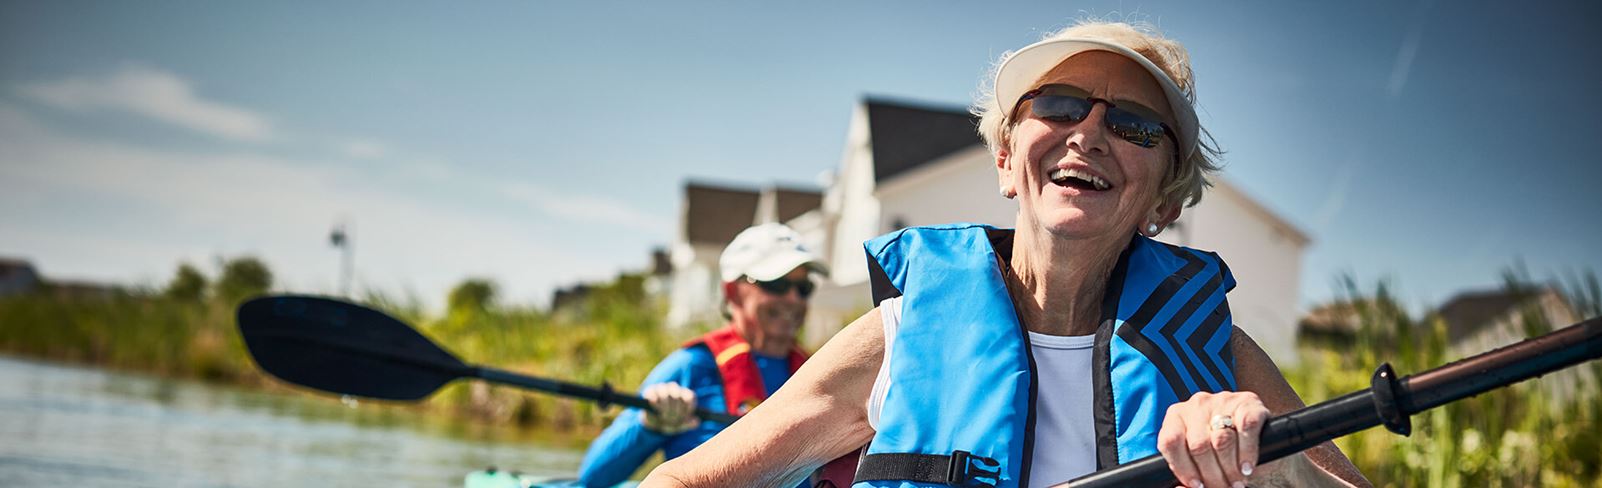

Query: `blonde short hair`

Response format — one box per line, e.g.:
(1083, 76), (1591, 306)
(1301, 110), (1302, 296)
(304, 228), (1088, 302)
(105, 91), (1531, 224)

(974, 20), (1223, 208)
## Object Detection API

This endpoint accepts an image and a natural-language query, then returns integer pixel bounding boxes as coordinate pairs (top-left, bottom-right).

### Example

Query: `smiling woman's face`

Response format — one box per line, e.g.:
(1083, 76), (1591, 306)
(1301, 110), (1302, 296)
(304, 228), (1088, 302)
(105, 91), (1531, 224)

(997, 50), (1180, 242)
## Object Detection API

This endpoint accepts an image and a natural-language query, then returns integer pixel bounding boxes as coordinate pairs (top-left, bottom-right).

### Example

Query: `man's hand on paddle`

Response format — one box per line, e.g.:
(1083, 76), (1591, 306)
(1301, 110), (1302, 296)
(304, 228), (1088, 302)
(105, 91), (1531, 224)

(1157, 390), (1271, 488)
(641, 382), (699, 435)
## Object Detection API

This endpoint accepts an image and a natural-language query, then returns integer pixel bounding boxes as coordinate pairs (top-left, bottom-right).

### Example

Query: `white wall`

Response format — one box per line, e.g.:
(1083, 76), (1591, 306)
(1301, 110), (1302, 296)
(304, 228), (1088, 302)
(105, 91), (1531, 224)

(801, 146), (1017, 348)
(876, 146), (1017, 240)
(823, 104), (880, 287)
(666, 242), (725, 329)
(800, 280), (870, 348)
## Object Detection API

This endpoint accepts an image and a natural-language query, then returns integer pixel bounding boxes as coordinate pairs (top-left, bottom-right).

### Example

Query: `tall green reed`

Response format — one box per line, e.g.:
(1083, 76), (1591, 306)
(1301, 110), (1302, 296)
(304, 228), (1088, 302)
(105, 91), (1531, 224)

(1288, 272), (1599, 487)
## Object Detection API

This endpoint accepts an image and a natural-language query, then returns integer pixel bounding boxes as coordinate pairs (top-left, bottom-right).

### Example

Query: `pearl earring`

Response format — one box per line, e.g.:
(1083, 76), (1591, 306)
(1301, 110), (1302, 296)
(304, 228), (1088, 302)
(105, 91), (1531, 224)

(1146, 223), (1160, 235)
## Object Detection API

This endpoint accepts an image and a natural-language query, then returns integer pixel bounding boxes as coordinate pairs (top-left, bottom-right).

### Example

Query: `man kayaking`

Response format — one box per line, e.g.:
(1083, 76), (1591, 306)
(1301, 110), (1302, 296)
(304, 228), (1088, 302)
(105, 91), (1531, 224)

(574, 223), (826, 487)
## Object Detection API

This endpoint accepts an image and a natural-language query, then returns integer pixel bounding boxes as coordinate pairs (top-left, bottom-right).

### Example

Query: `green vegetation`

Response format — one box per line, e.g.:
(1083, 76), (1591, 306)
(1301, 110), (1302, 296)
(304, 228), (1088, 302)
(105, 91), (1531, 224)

(0, 258), (266, 382)
(0, 258), (689, 446)
(1, 257), (1597, 483)
(1286, 273), (1601, 487)
(420, 273), (682, 440)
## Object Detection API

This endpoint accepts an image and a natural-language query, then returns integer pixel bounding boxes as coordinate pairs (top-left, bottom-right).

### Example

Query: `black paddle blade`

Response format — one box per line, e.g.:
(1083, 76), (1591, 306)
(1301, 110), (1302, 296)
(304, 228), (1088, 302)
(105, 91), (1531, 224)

(237, 295), (468, 401)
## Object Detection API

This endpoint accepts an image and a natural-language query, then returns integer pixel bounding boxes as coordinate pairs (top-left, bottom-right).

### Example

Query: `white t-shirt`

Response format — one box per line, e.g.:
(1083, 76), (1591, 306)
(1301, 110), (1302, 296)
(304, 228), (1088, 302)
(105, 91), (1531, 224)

(868, 296), (1097, 488)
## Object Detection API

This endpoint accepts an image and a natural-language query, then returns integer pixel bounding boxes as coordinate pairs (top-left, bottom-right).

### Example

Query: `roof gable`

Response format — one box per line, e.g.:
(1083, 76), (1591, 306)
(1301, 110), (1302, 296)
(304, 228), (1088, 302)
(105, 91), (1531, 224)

(682, 182), (760, 246)
(864, 97), (982, 184)
(0, 258), (37, 277)
(770, 187), (823, 223)
(1437, 288), (1544, 337)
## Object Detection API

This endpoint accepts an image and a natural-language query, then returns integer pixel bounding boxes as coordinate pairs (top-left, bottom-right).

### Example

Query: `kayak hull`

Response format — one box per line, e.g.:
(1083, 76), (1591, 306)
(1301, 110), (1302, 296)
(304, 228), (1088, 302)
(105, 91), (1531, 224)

(463, 469), (639, 488)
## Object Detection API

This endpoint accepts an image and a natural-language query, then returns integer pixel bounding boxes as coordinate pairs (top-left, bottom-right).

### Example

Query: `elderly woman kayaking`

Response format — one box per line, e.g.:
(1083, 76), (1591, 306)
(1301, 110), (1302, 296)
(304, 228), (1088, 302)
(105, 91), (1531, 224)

(643, 21), (1371, 488)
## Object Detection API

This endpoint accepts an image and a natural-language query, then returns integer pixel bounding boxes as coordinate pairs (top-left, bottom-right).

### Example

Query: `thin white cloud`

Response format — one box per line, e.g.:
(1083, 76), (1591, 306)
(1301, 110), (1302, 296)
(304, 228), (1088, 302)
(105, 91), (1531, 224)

(500, 181), (671, 236)
(0, 105), (625, 310)
(1386, 28), (1422, 99)
(342, 139), (389, 159)
(328, 140), (667, 235)
(17, 64), (274, 142)
(1387, 0), (1434, 100)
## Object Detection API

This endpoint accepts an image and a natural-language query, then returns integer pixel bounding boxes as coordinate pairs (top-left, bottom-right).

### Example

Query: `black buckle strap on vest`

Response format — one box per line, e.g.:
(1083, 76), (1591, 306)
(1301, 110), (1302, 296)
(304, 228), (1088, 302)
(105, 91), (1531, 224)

(854, 451), (1001, 487)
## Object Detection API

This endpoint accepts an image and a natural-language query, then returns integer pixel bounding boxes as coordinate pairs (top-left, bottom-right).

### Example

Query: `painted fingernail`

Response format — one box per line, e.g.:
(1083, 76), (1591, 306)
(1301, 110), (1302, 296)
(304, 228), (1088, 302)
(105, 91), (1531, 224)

(1241, 462), (1254, 475)
(1192, 480), (1203, 488)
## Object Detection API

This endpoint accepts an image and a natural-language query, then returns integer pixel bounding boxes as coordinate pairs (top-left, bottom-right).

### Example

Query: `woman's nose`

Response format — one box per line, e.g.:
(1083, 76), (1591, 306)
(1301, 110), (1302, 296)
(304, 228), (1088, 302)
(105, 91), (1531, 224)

(1064, 103), (1112, 155)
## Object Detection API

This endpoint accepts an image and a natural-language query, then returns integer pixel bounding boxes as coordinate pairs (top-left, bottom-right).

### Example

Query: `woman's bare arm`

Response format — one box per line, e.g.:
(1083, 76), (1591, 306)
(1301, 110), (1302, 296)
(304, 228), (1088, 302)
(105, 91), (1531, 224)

(641, 308), (885, 487)
(1231, 327), (1371, 487)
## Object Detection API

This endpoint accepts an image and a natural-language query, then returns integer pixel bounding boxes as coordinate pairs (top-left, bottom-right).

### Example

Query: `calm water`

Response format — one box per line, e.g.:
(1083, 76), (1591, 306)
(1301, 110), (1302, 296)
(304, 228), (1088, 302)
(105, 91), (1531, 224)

(0, 355), (584, 487)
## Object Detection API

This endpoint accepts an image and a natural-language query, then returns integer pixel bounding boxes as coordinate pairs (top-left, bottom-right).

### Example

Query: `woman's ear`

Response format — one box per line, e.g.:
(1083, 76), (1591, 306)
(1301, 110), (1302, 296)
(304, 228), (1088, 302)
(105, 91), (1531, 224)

(1139, 198), (1185, 237)
(996, 148), (1016, 199)
(1150, 199), (1183, 229)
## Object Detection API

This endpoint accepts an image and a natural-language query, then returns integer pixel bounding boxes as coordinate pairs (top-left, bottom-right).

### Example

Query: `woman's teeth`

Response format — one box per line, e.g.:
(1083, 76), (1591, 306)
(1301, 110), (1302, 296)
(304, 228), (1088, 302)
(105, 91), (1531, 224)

(1048, 168), (1111, 191)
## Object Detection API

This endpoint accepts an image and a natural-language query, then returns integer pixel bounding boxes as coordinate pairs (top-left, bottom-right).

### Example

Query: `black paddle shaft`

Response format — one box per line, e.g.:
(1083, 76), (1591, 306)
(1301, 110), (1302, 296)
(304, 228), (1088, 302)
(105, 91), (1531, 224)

(474, 366), (739, 424)
(237, 295), (739, 424)
(1065, 316), (1602, 488)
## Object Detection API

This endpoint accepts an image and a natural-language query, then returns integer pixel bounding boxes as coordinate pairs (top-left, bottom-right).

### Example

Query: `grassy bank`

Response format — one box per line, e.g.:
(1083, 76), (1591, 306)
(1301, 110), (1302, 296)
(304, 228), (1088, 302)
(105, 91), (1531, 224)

(0, 293), (256, 383)
(0, 268), (692, 446)
(1284, 276), (1601, 487)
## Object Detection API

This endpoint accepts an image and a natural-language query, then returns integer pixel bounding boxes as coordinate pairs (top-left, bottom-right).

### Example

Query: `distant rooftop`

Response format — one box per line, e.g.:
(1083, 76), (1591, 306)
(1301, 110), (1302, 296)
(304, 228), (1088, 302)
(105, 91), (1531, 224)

(863, 97), (981, 184)
(0, 257), (36, 274)
(769, 186), (823, 223)
(682, 181), (760, 246)
(680, 181), (823, 247)
(1437, 288), (1547, 338)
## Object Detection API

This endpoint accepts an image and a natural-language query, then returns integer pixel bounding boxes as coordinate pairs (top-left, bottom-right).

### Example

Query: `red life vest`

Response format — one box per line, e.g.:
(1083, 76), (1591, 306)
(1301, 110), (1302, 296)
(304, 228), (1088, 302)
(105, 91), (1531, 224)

(685, 326), (859, 488)
(683, 325), (807, 415)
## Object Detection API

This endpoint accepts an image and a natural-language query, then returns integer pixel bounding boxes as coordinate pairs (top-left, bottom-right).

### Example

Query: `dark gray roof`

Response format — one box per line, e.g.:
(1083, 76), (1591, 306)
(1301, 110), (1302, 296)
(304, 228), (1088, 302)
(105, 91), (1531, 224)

(682, 181), (760, 246)
(1437, 288), (1542, 338)
(649, 247), (672, 276)
(865, 97), (982, 184)
(771, 186), (823, 223)
(550, 284), (594, 313)
(0, 257), (36, 274)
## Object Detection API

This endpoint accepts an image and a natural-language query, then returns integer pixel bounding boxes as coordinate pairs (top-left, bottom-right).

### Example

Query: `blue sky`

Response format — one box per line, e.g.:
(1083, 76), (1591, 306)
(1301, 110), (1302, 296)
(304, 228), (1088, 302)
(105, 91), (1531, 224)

(2, 1), (1599, 313)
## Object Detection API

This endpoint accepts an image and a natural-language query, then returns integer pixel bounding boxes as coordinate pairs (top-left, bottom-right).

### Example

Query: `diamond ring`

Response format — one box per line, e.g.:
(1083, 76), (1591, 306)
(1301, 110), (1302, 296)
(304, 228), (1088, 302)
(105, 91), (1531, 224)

(1209, 414), (1235, 431)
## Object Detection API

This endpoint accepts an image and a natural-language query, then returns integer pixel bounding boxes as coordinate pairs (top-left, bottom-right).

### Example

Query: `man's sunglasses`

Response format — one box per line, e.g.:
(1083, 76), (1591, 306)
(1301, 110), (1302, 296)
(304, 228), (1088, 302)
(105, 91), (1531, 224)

(745, 276), (816, 298)
(1012, 84), (1176, 149)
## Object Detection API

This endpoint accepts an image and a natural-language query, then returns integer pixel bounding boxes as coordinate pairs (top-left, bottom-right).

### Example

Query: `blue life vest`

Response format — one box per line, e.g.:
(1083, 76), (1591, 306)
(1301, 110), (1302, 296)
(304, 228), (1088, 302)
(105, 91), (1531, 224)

(851, 224), (1238, 488)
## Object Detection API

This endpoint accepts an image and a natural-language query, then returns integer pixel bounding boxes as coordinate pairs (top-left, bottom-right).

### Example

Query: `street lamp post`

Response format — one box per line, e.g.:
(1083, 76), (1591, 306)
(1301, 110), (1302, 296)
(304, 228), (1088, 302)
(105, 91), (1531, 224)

(329, 223), (353, 298)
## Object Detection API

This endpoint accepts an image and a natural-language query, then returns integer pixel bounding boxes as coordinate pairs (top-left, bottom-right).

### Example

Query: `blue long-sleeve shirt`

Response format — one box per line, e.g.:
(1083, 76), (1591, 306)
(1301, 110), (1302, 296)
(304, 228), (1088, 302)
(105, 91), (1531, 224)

(575, 345), (794, 487)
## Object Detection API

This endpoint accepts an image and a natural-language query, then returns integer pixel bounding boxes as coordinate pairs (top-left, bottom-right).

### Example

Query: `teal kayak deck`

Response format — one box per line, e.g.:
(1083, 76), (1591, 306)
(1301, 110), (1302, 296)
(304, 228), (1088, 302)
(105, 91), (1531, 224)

(463, 469), (639, 488)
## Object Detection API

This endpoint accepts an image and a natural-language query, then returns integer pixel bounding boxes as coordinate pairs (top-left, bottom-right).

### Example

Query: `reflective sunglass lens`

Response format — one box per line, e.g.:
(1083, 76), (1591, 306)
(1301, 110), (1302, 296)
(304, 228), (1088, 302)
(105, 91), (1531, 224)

(755, 280), (785, 294)
(1030, 95), (1093, 122)
(1106, 110), (1165, 148)
(755, 279), (814, 298)
(1025, 92), (1169, 149)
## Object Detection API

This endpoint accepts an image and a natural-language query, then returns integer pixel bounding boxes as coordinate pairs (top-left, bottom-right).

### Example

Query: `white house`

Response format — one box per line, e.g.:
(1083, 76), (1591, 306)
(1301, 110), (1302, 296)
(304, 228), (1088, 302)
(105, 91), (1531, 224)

(791, 97), (1312, 364)
(664, 181), (823, 329)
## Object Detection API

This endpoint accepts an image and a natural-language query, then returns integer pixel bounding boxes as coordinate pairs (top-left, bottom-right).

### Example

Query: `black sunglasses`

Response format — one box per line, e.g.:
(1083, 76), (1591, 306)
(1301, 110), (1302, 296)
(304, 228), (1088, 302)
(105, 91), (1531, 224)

(1013, 84), (1176, 149)
(745, 276), (815, 298)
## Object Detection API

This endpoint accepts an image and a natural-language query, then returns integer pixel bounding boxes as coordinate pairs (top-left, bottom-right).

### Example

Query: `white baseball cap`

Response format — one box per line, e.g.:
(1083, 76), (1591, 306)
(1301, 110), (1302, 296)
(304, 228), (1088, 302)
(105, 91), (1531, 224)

(993, 37), (1199, 161)
(719, 223), (828, 282)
